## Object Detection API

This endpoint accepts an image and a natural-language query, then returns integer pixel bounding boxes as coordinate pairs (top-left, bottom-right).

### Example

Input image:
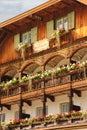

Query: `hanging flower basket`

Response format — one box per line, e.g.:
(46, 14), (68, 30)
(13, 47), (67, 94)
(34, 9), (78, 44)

(51, 27), (66, 47)
(17, 42), (29, 60)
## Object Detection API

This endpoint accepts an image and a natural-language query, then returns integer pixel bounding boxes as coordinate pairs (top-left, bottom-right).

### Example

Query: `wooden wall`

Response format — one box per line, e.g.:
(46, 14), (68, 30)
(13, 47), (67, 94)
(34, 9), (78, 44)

(0, 35), (19, 63)
(0, 6), (87, 64)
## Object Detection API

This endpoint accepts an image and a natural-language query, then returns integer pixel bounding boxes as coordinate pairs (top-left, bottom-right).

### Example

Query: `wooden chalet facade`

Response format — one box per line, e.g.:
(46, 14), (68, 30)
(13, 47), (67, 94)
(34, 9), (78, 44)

(0, 0), (87, 129)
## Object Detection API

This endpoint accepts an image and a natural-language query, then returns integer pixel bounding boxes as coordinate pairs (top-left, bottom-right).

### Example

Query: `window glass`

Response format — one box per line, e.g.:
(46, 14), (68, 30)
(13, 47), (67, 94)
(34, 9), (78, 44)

(60, 102), (69, 113)
(36, 106), (48, 116)
(0, 113), (5, 122)
(64, 16), (68, 31)
(15, 110), (25, 119)
(57, 18), (63, 30)
(22, 32), (29, 43)
(56, 11), (75, 31)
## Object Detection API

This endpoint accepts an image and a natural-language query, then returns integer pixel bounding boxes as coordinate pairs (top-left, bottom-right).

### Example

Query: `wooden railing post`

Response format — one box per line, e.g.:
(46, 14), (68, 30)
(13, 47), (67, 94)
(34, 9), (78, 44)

(41, 65), (45, 89)
(18, 71), (22, 81)
(28, 78), (32, 91)
(84, 66), (86, 79)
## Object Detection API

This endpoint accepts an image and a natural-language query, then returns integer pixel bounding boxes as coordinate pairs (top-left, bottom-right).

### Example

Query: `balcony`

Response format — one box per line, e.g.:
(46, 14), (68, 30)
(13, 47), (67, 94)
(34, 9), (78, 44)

(3, 111), (87, 130)
(0, 65), (87, 104)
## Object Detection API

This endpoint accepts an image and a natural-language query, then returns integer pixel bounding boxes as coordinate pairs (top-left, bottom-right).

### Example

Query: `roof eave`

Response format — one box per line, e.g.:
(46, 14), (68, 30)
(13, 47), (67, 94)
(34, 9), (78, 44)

(0, 0), (61, 28)
(76, 0), (87, 5)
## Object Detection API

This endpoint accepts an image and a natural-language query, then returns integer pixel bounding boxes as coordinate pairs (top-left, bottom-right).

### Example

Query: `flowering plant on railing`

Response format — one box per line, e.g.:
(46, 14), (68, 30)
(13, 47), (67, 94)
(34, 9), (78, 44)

(32, 115), (45, 122)
(70, 110), (82, 117)
(18, 42), (29, 50)
(7, 119), (22, 126)
(51, 27), (66, 43)
(0, 60), (87, 89)
(31, 73), (42, 80)
(2, 78), (19, 88)
(51, 27), (66, 37)
(44, 114), (55, 121)
(6, 110), (87, 127)
(20, 75), (29, 83)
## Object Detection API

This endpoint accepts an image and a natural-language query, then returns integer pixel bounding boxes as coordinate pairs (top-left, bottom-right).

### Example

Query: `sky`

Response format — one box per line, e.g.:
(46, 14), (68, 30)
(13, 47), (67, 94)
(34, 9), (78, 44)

(0, 0), (48, 22)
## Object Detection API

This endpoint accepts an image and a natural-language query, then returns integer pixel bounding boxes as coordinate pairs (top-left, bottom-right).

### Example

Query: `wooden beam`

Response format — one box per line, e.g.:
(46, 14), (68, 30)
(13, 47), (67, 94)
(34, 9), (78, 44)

(76, 0), (87, 5)
(22, 99), (32, 106)
(12, 23), (20, 28)
(2, 104), (11, 110)
(72, 89), (81, 97)
(0, 28), (12, 33)
(46, 94), (55, 102)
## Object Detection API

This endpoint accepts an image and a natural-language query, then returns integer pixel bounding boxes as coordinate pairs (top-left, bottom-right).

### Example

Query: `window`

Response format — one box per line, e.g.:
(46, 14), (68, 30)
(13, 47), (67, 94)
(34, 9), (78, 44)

(60, 102), (69, 113)
(64, 16), (68, 31)
(22, 32), (30, 44)
(57, 18), (63, 30)
(14, 27), (37, 49)
(56, 11), (75, 31)
(36, 106), (48, 116)
(15, 110), (25, 120)
(46, 11), (75, 39)
(0, 113), (5, 122)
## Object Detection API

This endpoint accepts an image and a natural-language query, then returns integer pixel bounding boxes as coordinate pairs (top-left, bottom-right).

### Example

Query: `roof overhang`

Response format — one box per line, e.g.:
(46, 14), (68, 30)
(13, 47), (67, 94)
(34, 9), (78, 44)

(0, 0), (86, 30)
(0, 0), (61, 28)
(76, 0), (87, 5)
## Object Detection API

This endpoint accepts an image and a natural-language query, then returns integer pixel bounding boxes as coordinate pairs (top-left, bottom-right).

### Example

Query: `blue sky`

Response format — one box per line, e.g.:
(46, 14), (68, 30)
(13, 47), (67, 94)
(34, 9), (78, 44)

(0, 0), (48, 22)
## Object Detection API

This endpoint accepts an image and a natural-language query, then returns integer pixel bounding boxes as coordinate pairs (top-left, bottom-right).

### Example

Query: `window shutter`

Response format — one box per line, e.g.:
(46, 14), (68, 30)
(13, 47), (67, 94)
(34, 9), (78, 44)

(68, 11), (75, 30)
(14, 34), (20, 49)
(47, 20), (54, 38)
(31, 27), (38, 43)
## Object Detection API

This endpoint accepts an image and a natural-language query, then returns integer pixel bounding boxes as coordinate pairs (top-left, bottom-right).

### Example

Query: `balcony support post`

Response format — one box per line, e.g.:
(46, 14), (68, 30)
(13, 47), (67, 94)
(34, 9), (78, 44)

(41, 65), (46, 116)
(84, 67), (86, 79)
(19, 86), (23, 119)
(41, 94), (46, 116)
(68, 83), (73, 112)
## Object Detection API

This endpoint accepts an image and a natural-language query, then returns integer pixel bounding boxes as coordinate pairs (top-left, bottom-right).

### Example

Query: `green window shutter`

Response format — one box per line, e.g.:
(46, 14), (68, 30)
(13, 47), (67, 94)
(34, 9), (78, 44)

(68, 11), (75, 30)
(14, 34), (20, 49)
(31, 27), (38, 43)
(47, 20), (54, 38)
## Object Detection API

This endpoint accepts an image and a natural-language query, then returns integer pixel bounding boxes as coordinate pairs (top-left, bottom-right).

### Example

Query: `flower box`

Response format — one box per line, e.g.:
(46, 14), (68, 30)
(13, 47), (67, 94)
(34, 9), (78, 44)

(56, 118), (68, 125)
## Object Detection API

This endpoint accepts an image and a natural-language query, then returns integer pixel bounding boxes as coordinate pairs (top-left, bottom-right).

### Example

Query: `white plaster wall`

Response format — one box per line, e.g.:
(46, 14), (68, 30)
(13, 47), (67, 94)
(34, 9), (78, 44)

(73, 91), (87, 110)
(2, 104), (19, 123)
(2, 90), (87, 123)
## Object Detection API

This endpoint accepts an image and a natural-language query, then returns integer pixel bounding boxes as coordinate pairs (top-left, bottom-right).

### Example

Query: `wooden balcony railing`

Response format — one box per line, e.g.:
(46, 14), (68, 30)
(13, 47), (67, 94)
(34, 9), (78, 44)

(0, 67), (87, 98)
